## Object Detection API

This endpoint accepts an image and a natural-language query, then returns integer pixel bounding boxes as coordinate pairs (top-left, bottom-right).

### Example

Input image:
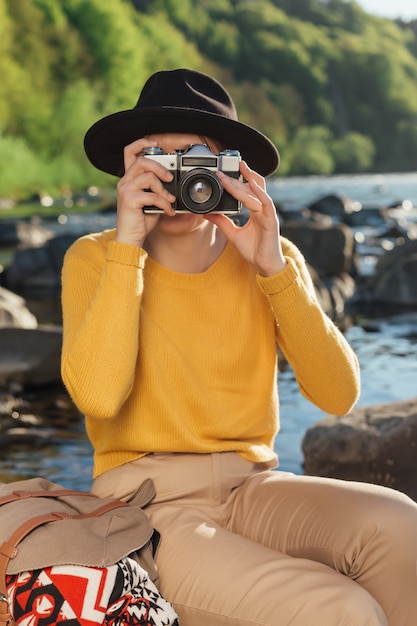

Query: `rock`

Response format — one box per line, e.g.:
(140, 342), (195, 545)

(307, 193), (361, 220)
(371, 240), (417, 306)
(0, 326), (62, 387)
(0, 220), (21, 247)
(0, 219), (53, 248)
(278, 221), (358, 319)
(307, 265), (356, 321)
(0, 286), (37, 328)
(323, 273), (356, 319)
(17, 220), (54, 247)
(3, 234), (78, 296)
(281, 221), (358, 277)
(345, 205), (399, 233)
(302, 398), (417, 501)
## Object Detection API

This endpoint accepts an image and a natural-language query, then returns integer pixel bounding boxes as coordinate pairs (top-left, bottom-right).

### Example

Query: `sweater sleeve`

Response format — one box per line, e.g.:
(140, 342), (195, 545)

(256, 238), (360, 416)
(61, 234), (148, 419)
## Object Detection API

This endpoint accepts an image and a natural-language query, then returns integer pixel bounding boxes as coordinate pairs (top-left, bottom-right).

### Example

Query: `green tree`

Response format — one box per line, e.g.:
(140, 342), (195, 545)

(285, 126), (335, 175)
(331, 132), (375, 173)
(62, 0), (151, 110)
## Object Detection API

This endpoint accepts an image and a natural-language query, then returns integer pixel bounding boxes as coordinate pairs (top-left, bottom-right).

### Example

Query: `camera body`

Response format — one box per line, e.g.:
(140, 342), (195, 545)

(142, 144), (242, 214)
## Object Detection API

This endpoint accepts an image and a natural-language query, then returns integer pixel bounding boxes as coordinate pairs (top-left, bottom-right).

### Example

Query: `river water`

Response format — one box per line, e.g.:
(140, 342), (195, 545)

(2, 172), (417, 489)
(268, 170), (417, 211)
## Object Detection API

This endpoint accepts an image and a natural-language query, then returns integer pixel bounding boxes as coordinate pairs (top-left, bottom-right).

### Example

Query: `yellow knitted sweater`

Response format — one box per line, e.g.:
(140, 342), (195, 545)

(61, 229), (360, 478)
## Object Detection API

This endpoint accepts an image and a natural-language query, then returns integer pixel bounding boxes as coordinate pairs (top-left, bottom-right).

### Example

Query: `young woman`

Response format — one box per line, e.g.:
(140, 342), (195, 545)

(61, 68), (417, 626)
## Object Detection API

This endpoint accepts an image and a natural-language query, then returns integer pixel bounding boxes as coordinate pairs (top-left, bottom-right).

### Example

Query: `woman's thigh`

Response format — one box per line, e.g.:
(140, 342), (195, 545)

(230, 471), (417, 626)
(92, 454), (414, 624)
(148, 503), (386, 626)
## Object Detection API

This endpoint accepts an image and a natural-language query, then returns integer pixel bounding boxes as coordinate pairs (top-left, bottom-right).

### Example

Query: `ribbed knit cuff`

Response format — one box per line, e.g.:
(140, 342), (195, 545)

(107, 240), (148, 268)
(256, 256), (300, 295)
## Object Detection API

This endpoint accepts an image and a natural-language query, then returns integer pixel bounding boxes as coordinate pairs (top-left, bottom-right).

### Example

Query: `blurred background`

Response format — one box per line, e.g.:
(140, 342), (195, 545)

(1, 0), (417, 490)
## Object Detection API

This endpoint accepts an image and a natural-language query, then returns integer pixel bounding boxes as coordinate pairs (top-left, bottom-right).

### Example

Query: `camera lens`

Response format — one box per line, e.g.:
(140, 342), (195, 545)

(178, 169), (223, 213)
(188, 180), (213, 204)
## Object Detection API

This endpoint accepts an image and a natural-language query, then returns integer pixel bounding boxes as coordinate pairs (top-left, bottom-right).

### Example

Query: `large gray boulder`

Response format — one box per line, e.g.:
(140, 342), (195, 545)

(3, 234), (78, 297)
(281, 221), (357, 277)
(302, 398), (417, 501)
(281, 221), (357, 320)
(307, 193), (361, 221)
(371, 240), (417, 306)
(0, 326), (62, 387)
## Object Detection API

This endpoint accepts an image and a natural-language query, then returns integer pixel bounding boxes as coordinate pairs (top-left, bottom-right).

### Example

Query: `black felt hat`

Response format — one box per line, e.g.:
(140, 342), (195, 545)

(84, 68), (280, 177)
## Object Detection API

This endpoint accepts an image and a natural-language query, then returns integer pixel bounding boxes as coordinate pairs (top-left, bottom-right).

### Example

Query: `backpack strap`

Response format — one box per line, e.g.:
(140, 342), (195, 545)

(0, 489), (93, 506)
(0, 492), (129, 626)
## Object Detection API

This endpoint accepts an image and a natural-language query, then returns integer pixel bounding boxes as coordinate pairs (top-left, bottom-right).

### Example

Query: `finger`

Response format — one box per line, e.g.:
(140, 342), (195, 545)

(119, 188), (176, 217)
(118, 174), (176, 214)
(123, 139), (176, 190)
(245, 178), (280, 223)
(140, 191), (177, 215)
(217, 171), (262, 212)
(247, 177), (272, 207)
(218, 170), (276, 219)
(121, 170), (175, 199)
(123, 138), (158, 173)
(203, 213), (238, 238)
(124, 154), (175, 189)
(240, 160), (266, 191)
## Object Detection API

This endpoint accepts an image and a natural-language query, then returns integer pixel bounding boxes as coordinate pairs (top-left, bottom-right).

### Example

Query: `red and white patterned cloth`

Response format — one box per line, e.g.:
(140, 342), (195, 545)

(6, 556), (178, 625)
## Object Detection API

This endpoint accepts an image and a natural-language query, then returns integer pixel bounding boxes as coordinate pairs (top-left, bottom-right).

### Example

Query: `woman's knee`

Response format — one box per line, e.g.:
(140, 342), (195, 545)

(348, 484), (417, 572)
(268, 572), (388, 626)
(324, 581), (388, 626)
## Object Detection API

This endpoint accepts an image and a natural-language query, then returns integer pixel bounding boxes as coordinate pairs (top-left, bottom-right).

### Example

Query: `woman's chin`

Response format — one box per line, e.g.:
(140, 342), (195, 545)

(157, 212), (207, 230)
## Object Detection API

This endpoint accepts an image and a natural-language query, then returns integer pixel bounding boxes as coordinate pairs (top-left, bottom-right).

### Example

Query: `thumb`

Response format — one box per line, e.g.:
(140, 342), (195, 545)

(204, 213), (238, 240)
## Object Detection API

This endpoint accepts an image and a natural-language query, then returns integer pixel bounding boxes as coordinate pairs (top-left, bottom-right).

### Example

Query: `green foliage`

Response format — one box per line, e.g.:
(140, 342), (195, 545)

(45, 80), (99, 160)
(0, 132), (109, 198)
(61, 0), (151, 110)
(135, 12), (205, 73)
(283, 126), (335, 175)
(2, 0), (417, 198)
(331, 132), (375, 173)
(33, 0), (68, 26)
(282, 126), (375, 176)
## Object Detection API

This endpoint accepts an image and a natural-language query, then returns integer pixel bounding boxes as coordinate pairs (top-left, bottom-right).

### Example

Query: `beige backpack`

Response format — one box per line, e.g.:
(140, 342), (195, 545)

(0, 477), (159, 626)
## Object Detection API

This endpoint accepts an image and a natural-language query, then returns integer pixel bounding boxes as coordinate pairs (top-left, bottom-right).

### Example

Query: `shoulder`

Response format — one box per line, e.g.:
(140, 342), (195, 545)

(64, 229), (116, 262)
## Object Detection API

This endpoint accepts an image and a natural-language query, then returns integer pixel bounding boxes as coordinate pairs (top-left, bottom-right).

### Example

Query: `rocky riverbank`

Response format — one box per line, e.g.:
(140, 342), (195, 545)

(1, 191), (417, 495)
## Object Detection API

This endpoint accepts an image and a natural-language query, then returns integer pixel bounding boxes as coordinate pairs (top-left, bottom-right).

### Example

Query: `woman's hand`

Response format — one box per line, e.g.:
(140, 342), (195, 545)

(115, 138), (176, 247)
(205, 161), (287, 277)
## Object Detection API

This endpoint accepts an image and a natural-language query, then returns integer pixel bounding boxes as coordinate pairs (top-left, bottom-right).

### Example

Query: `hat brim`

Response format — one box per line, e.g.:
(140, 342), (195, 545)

(84, 107), (280, 178)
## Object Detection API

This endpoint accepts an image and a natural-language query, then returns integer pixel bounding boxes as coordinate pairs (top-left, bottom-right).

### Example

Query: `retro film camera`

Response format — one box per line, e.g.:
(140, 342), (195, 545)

(142, 144), (242, 214)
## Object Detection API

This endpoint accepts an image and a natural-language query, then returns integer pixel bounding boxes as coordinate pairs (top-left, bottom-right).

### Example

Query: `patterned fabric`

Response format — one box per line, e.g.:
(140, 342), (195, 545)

(6, 556), (178, 626)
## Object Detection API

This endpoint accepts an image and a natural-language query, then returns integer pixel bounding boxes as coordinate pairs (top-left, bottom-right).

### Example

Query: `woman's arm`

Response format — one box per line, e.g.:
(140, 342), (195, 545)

(258, 239), (360, 415)
(62, 137), (176, 418)
(207, 164), (360, 416)
(61, 235), (147, 419)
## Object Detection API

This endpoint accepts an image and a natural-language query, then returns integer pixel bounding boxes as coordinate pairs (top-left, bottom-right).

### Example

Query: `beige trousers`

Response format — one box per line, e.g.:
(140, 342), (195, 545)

(92, 452), (417, 626)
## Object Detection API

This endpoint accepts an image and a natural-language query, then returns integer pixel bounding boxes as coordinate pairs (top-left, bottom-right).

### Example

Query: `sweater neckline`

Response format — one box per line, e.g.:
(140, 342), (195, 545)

(144, 242), (241, 290)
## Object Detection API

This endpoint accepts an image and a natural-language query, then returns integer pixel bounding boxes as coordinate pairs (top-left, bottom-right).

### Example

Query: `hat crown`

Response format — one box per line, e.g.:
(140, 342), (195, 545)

(135, 69), (238, 121)
(84, 68), (279, 177)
